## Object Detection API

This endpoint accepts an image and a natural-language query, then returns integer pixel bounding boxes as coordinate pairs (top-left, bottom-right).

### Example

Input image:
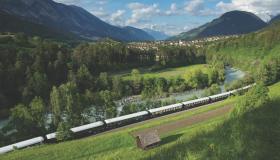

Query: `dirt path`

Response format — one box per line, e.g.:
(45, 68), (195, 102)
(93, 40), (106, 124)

(132, 105), (233, 136)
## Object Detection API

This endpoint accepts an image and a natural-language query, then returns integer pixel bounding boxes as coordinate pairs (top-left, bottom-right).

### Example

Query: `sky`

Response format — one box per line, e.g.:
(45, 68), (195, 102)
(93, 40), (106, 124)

(53, 0), (280, 36)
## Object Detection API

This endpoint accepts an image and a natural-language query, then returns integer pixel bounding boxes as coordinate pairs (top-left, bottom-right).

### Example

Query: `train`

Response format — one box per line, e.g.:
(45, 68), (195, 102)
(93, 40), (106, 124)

(0, 84), (255, 154)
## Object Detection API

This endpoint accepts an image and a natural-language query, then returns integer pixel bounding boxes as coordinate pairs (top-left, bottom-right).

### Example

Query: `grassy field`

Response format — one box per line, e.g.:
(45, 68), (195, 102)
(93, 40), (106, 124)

(121, 64), (210, 80)
(1, 82), (280, 160)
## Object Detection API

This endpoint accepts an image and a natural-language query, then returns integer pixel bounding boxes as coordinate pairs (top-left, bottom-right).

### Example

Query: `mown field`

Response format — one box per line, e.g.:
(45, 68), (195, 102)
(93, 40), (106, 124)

(1, 82), (280, 160)
(120, 64), (210, 80)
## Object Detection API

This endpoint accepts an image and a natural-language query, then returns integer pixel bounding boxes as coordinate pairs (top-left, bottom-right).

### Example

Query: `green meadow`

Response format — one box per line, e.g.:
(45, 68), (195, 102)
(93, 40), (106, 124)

(121, 64), (210, 80)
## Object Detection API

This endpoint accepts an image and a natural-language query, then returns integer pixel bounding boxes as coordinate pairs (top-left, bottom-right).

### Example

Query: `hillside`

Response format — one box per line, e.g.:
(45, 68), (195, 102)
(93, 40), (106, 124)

(0, 0), (153, 41)
(170, 11), (267, 40)
(0, 11), (77, 41)
(123, 27), (155, 41)
(270, 14), (280, 23)
(206, 21), (280, 70)
(1, 82), (280, 160)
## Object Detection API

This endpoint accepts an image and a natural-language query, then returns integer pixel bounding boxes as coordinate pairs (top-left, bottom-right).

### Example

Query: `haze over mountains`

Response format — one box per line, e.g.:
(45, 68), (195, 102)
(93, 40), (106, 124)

(170, 11), (268, 40)
(270, 14), (280, 23)
(0, 0), (154, 41)
(143, 28), (170, 40)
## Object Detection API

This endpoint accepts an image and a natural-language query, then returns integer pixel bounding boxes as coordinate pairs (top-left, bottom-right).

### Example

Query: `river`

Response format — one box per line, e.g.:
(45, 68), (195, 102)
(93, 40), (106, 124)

(0, 67), (245, 129)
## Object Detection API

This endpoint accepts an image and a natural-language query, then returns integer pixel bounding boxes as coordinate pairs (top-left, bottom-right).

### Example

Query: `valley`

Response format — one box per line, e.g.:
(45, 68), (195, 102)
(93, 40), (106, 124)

(0, 0), (280, 159)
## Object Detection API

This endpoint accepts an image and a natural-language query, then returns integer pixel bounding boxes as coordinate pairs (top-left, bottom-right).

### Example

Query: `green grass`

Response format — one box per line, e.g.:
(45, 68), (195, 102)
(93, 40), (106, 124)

(121, 64), (210, 80)
(2, 82), (280, 160)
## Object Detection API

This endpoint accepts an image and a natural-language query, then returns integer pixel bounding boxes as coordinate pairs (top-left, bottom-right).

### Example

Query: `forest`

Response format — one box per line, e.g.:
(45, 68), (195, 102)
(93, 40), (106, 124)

(0, 33), (218, 145)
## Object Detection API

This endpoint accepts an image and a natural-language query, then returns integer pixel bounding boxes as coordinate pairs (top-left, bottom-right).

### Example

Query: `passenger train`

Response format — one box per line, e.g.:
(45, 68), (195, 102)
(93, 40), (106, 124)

(0, 84), (255, 154)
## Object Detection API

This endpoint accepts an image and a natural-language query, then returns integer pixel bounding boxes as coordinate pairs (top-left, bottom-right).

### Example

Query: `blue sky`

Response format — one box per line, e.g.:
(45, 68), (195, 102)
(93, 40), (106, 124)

(54, 0), (280, 35)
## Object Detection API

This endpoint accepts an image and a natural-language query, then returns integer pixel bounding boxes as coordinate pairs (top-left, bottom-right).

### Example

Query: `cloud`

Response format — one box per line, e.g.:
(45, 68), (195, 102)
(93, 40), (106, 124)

(90, 7), (109, 19)
(216, 0), (280, 20)
(165, 3), (179, 16)
(110, 10), (126, 26)
(183, 0), (218, 16)
(126, 3), (161, 25)
(185, 0), (204, 15)
(140, 23), (199, 36)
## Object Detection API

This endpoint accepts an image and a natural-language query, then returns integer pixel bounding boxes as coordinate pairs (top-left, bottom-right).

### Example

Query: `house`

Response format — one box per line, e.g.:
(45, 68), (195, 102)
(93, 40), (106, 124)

(134, 130), (161, 150)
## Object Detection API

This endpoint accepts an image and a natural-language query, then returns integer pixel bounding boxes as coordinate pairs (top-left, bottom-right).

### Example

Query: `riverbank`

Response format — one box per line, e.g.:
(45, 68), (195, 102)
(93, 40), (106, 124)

(115, 67), (245, 114)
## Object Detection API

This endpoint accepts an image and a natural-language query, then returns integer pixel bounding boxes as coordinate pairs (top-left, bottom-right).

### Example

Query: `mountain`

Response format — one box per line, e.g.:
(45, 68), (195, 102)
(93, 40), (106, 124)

(270, 14), (280, 23)
(143, 28), (170, 40)
(0, 0), (153, 42)
(123, 27), (155, 41)
(0, 11), (77, 40)
(170, 11), (267, 40)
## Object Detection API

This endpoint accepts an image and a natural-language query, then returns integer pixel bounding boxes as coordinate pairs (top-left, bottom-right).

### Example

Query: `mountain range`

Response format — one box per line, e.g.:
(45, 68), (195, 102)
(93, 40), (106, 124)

(0, 0), (277, 42)
(143, 28), (170, 40)
(170, 11), (268, 40)
(0, 0), (154, 42)
(270, 14), (280, 23)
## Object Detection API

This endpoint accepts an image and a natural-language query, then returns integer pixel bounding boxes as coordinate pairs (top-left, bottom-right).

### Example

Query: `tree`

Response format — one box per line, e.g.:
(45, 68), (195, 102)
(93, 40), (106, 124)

(59, 82), (83, 126)
(76, 65), (93, 92)
(155, 78), (167, 97)
(50, 86), (62, 128)
(189, 69), (209, 89)
(208, 69), (219, 85)
(10, 104), (32, 135)
(131, 69), (142, 94)
(50, 82), (84, 128)
(203, 84), (221, 96)
(56, 121), (72, 141)
(99, 90), (117, 119)
(10, 97), (46, 136)
(22, 71), (49, 103)
(97, 72), (110, 91)
(112, 76), (123, 98)
(29, 97), (46, 130)
(141, 78), (156, 99)
(231, 83), (269, 118)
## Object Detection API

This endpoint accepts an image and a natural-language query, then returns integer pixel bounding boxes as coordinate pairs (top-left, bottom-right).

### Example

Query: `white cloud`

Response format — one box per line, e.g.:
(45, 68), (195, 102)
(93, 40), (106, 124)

(216, 0), (280, 21)
(185, 0), (204, 15)
(126, 3), (161, 25)
(110, 10), (126, 26)
(90, 7), (109, 19)
(183, 0), (218, 16)
(165, 3), (179, 16)
(140, 23), (199, 36)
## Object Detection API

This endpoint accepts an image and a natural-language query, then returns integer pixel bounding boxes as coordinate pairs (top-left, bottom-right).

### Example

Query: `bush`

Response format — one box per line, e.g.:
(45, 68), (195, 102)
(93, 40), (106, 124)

(56, 122), (72, 141)
(203, 84), (221, 96)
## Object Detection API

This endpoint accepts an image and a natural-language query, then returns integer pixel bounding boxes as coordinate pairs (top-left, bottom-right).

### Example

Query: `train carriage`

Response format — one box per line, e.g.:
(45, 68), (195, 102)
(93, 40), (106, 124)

(105, 111), (149, 129)
(148, 103), (183, 116)
(182, 97), (210, 109)
(70, 121), (105, 138)
(209, 92), (231, 102)
(0, 137), (44, 154)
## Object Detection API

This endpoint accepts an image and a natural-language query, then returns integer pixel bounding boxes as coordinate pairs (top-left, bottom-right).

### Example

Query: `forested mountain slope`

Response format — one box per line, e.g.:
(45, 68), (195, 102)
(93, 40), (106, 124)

(170, 11), (267, 40)
(206, 21), (280, 85)
(0, 0), (153, 41)
(0, 11), (77, 41)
